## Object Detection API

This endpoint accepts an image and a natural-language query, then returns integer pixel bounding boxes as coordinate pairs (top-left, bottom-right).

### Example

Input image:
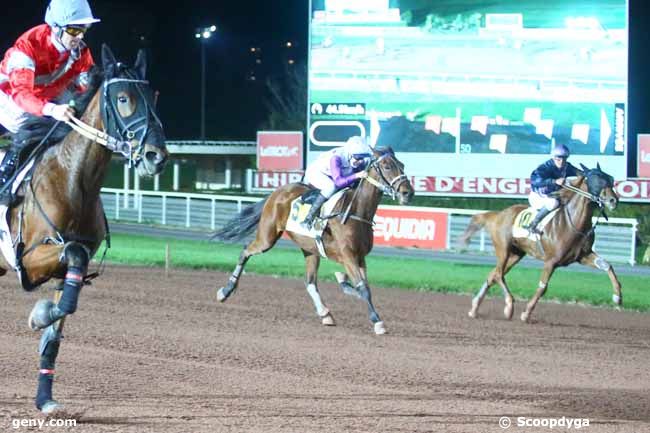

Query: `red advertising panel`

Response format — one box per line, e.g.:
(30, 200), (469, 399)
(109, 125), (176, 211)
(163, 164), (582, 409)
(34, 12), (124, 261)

(373, 207), (448, 250)
(257, 131), (303, 171)
(638, 134), (650, 178)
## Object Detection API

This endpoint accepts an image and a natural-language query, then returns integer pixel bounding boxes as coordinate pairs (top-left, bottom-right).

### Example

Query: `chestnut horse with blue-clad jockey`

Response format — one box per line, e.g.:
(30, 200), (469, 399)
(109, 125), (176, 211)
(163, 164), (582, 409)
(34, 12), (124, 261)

(459, 144), (622, 323)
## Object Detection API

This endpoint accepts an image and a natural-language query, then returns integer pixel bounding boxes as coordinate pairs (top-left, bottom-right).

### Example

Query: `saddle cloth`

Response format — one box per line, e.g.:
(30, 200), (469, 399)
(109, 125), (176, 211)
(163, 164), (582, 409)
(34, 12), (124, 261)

(285, 188), (347, 239)
(0, 156), (36, 269)
(512, 207), (559, 241)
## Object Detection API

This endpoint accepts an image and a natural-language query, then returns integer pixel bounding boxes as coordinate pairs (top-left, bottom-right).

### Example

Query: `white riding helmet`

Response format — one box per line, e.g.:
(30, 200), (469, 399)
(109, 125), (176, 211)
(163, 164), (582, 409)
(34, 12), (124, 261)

(45, 0), (101, 27)
(344, 136), (372, 159)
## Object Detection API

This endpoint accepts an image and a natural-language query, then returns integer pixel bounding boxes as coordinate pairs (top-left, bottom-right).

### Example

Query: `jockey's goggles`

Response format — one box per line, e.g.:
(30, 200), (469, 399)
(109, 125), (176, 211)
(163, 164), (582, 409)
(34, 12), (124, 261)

(64, 25), (90, 37)
(352, 153), (371, 160)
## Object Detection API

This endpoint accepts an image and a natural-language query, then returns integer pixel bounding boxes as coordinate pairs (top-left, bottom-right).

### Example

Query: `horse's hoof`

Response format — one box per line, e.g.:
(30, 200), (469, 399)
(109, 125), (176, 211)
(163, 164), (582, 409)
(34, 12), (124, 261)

(216, 287), (228, 302)
(40, 400), (63, 415)
(374, 321), (387, 335)
(28, 299), (55, 331)
(321, 313), (335, 326)
(520, 311), (530, 323)
(613, 294), (622, 306)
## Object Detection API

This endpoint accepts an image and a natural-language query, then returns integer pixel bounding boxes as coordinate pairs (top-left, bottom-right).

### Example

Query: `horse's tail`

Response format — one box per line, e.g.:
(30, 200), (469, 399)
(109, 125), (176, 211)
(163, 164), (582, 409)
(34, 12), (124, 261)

(212, 197), (268, 243)
(456, 211), (496, 249)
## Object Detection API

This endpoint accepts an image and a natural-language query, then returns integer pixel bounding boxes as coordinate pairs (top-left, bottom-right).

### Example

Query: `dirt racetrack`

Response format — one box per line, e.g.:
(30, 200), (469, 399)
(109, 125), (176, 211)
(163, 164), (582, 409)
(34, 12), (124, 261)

(1, 264), (649, 433)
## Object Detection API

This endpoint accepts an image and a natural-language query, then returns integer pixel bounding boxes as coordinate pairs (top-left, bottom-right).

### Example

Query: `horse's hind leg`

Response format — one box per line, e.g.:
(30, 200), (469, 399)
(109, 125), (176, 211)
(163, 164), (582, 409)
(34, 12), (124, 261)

(521, 262), (556, 323)
(469, 251), (523, 319)
(303, 252), (334, 326)
(217, 220), (283, 302)
(497, 252), (524, 320)
(338, 257), (386, 335)
(580, 251), (622, 306)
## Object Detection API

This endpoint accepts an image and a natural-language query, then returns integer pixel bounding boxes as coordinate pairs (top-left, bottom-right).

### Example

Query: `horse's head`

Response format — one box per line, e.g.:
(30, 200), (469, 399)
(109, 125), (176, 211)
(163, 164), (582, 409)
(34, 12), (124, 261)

(368, 147), (413, 205)
(580, 163), (618, 211)
(101, 44), (168, 177)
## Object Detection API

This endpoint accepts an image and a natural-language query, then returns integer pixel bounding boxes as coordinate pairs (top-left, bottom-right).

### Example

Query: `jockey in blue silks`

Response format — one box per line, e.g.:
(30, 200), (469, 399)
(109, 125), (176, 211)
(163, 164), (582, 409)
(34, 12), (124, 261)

(301, 136), (372, 229)
(524, 143), (580, 235)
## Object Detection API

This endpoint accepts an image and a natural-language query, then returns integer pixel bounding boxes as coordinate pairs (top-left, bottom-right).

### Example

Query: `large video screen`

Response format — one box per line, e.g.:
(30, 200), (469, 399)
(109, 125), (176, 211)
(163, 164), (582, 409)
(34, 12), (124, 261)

(308, 0), (628, 179)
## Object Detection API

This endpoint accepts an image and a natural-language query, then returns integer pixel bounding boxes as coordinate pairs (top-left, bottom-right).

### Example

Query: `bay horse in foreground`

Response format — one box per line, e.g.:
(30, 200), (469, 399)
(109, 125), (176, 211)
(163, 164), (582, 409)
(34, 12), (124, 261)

(0, 45), (167, 413)
(213, 148), (413, 334)
(458, 164), (621, 322)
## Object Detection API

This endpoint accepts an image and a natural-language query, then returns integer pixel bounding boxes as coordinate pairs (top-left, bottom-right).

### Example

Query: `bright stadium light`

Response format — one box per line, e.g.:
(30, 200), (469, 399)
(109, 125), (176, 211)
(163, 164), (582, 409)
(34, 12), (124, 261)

(195, 25), (218, 143)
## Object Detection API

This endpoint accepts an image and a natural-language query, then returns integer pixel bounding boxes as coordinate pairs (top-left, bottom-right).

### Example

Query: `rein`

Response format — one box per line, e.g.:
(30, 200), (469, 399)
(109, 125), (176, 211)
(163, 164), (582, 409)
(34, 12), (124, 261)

(561, 183), (602, 205)
(560, 182), (608, 239)
(65, 115), (137, 162)
(339, 153), (409, 226)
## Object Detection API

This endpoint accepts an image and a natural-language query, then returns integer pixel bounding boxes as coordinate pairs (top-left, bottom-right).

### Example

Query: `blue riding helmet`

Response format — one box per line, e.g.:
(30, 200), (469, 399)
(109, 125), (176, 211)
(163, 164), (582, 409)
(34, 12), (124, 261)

(551, 143), (570, 159)
(45, 0), (101, 27)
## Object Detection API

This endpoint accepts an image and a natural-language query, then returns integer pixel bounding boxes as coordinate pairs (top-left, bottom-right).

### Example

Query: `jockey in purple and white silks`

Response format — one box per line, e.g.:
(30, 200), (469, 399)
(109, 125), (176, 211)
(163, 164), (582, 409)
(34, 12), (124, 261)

(301, 136), (373, 229)
(524, 143), (580, 235)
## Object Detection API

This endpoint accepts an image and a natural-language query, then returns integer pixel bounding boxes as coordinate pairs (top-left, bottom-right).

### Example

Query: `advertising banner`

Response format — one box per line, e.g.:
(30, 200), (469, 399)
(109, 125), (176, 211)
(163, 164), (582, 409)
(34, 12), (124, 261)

(257, 131), (303, 171)
(373, 207), (449, 250)
(251, 171), (650, 202)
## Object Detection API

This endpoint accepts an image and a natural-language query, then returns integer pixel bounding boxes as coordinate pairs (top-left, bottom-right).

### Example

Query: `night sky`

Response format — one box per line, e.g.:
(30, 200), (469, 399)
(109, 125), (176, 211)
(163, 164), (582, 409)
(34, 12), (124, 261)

(2, 1), (650, 172)
(2, 0), (308, 140)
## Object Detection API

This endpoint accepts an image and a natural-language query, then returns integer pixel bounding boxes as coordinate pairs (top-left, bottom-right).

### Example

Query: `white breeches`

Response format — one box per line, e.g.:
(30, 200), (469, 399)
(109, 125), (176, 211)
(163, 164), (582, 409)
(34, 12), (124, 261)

(0, 91), (29, 133)
(528, 191), (559, 211)
(304, 168), (337, 198)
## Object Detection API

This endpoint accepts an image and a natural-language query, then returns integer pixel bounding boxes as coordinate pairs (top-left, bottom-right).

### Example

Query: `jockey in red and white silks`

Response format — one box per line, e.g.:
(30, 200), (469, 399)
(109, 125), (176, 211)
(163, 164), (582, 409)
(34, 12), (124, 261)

(0, 0), (99, 133)
(0, 0), (99, 204)
(301, 136), (373, 229)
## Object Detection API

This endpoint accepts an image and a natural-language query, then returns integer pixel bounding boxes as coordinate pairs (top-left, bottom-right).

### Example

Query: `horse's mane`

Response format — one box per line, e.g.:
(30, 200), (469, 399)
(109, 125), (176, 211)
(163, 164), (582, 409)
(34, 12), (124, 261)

(557, 176), (586, 201)
(12, 66), (104, 147)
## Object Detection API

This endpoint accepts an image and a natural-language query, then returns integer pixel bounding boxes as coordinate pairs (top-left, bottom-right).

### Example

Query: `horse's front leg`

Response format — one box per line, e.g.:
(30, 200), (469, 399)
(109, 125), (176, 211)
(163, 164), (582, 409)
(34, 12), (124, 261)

(36, 284), (66, 414)
(21, 242), (90, 413)
(336, 258), (385, 335)
(27, 242), (90, 330)
(580, 251), (622, 306)
(521, 262), (556, 323)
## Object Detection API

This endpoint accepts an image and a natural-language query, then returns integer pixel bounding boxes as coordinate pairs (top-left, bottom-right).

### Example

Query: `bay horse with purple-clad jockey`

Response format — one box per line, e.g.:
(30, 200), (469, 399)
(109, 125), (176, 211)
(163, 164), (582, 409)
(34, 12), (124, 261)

(212, 148), (413, 334)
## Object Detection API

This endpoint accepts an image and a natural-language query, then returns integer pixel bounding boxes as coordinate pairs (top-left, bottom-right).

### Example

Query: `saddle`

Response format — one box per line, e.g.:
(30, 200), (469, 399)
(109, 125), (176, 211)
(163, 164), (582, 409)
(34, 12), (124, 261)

(0, 134), (52, 207)
(512, 207), (560, 240)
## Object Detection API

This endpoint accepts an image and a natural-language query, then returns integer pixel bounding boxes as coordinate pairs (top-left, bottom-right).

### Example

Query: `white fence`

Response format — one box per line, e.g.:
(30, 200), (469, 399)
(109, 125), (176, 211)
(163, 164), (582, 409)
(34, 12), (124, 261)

(101, 188), (638, 265)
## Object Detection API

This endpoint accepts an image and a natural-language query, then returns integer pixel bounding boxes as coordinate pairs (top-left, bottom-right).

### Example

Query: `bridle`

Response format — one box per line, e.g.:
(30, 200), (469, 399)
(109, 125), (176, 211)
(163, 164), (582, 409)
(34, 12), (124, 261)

(561, 171), (615, 211)
(64, 65), (163, 167)
(364, 153), (409, 200)
(561, 171), (615, 236)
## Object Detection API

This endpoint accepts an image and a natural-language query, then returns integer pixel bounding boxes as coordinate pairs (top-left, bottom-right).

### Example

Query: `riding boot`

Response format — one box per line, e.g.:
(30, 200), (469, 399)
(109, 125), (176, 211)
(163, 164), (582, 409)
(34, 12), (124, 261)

(525, 207), (552, 235)
(301, 193), (328, 230)
(0, 149), (19, 205)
